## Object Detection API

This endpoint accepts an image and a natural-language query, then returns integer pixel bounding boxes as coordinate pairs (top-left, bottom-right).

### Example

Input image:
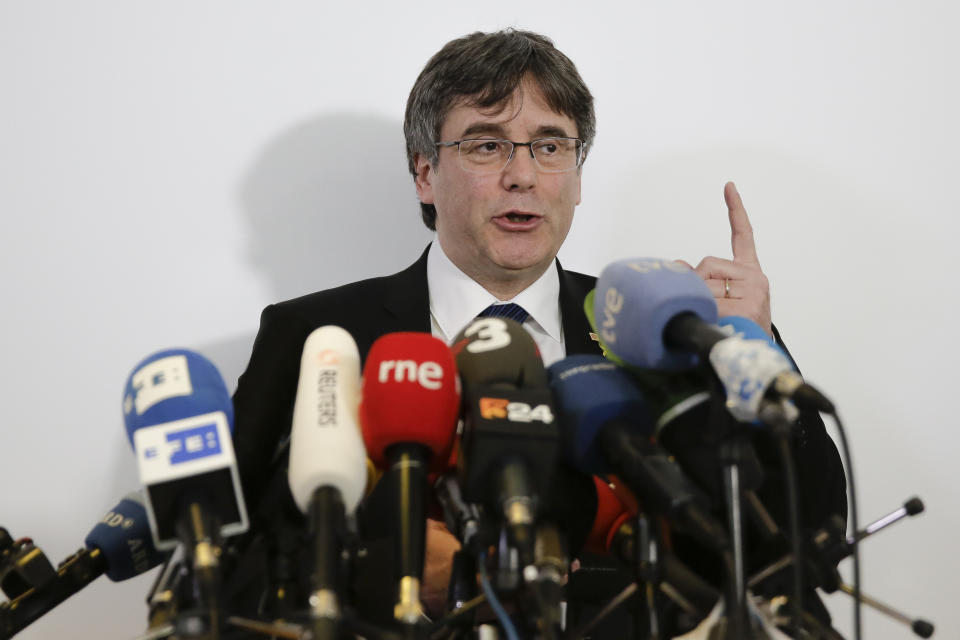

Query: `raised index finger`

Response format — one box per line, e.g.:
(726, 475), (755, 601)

(725, 181), (759, 265)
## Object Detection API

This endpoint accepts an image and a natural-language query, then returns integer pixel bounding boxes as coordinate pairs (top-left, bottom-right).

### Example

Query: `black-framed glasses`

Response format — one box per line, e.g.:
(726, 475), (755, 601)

(435, 137), (584, 174)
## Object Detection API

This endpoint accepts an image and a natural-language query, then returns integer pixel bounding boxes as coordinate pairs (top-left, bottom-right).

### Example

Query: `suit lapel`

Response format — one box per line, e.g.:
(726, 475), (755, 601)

(379, 245), (602, 357)
(381, 244), (432, 334)
(557, 260), (604, 357)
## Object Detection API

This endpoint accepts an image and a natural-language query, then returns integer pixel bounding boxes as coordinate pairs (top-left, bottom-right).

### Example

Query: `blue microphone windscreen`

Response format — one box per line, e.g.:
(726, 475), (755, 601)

(548, 355), (652, 475)
(717, 316), (779, 348)
(594, 259), (717, 370)
(717, 316), (797, 371)
(122, 349), (233, 447)
(84, 493), (166, 581)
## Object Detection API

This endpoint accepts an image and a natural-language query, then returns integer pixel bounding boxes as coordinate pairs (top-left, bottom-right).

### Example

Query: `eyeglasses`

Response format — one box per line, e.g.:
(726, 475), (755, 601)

(435, 137), (585, 174)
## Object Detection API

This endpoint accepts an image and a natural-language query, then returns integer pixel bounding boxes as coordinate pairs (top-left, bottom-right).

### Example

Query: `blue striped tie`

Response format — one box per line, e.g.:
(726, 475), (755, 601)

(477, 302), (530, 324)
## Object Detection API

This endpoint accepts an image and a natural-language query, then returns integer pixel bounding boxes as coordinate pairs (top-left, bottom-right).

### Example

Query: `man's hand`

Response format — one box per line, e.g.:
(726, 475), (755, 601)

(683, 182), (772, 335)
(421, 517), (461, 617)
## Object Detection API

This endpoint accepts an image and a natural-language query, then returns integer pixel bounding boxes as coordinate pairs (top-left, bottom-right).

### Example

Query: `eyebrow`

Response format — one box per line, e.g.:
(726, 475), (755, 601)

(459, 122), (574, 139)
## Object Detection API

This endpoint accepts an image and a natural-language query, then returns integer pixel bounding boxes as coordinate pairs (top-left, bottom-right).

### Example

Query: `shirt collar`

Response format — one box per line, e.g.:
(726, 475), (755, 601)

(426, 240), (562, 343)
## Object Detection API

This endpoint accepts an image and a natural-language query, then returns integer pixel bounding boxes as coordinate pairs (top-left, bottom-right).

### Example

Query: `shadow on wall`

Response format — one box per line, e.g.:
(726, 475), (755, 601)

(238, 112), (434, 304)
(103, 115), (438, 604)
(108, 114), (435, 487)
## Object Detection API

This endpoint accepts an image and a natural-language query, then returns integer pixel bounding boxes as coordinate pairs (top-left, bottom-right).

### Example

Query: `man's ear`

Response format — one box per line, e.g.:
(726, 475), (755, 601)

(413, 153), (435, 205)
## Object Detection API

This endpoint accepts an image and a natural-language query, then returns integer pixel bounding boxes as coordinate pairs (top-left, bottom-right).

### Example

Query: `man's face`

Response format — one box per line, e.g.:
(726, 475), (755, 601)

(414, 80), (582, 287)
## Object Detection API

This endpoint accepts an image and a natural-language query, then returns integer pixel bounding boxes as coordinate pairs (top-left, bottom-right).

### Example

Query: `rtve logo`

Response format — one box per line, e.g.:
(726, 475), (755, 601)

(599, 286), (624, 345)
(624, 258), (688, 275)
(378, 359), (444, 390)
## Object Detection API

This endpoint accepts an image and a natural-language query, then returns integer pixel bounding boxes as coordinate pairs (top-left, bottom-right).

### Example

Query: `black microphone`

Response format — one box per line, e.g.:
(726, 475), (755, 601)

(451, 316), (560, 568)
(547, 354), (729, 553)
(0, 493), (166, 639)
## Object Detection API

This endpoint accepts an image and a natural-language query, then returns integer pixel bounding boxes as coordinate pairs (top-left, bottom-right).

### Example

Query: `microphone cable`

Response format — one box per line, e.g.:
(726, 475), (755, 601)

(779, 430), (803, 638)
(766, 416), (803, 638)
(477, 551), (519, 640)
(828, 410), (861, 640)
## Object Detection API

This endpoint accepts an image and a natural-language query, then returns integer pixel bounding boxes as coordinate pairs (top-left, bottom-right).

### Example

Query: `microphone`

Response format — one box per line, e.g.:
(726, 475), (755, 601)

(287, 326), (368, 638)
(716, 316), (834, 414)
(593, 258), (832, 421)
(583, 476), (635, 555)
(451, 316), (560, 567)
(84, 491), (167, 580)
(547, 355), (728, 552)
(122, 348), (247, 631)
(451, 315), (548, 388)
(359, 332), (460, 626)
(0, 532), (55, 600)
(564, 477), (724, 639)
(123, 349), (248, 548)
(434, 475), (482, 614)
(0, 493), (165, 639)
(434, 475), (482, 552)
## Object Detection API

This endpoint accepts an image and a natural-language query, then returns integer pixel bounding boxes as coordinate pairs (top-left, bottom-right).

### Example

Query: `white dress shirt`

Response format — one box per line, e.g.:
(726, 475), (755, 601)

(426, 241), (566, 367)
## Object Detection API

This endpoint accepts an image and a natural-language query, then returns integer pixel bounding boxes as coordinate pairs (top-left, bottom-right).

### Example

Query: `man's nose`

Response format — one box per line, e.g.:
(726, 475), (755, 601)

(500, 144), (538, 191)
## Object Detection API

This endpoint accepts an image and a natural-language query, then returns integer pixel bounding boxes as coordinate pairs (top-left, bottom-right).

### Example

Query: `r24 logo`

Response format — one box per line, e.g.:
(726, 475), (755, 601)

(506, 402), (554, 424)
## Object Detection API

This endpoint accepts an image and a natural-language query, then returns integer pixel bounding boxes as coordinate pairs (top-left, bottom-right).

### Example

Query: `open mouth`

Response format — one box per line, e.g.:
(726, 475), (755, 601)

(503, 212), (536, 223)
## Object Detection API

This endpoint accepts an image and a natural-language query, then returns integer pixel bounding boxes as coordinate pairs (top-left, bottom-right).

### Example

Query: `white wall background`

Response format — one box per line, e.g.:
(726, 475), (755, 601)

(1, 1), (956, 638)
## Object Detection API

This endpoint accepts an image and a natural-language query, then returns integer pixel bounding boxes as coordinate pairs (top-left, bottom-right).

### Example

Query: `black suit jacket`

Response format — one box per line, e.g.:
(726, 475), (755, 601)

(233, 244), (602, 510)
(224, 244), (604, 628)
(227, 244), (846, 632)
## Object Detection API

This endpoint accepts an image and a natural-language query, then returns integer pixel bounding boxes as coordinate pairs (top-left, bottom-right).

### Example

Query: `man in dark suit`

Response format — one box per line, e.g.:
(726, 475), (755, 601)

(229, 28), (846, 633)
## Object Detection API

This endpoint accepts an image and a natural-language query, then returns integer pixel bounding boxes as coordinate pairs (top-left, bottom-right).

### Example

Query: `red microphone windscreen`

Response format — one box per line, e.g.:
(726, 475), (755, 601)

(584, 476), (639, 554)
(360, 332), (460, 467)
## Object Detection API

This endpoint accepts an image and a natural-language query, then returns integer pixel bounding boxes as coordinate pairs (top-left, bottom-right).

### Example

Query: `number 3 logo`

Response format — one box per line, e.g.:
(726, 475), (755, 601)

(465, 318), (512, 353)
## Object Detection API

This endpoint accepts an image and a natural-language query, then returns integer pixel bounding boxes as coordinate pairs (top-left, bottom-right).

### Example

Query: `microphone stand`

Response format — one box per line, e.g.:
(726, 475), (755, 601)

(566, 528), (725, 640)
(144, 547), (178, 630)
(749, 497), (935, 638)
(168, 499), (223, 640)
(0, 530), (56, 600)
(700, 383), (773, 640)
(136, 552), (191, 640)
(0, 546), (104, 640)
(444, 550), (479, 634)
(529, 524), (565, 640)
(835, 583), (933, 638)
(720, 437), (750, 636)
(494, 526), (521, 596)
(435, 475), (482, 625)
(304, 486), (345, 640)
(634, 514), (662, 639)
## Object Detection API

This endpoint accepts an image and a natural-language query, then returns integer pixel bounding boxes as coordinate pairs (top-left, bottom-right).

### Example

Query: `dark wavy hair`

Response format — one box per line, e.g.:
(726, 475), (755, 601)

(403, 29), (595, 230)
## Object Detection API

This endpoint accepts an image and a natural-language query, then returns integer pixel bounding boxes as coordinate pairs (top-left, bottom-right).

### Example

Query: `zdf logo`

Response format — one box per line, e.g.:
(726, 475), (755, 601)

(101, 511), (135, 529)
